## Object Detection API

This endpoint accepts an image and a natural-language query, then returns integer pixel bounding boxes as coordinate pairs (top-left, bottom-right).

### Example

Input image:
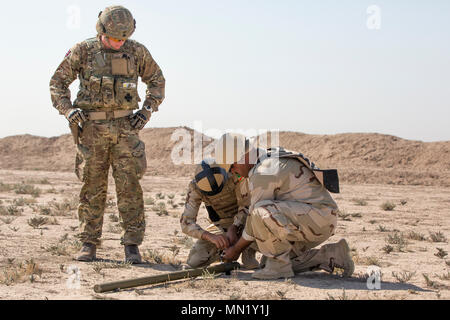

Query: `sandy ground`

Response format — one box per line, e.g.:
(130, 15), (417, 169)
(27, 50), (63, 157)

(0, 169), (449, 300)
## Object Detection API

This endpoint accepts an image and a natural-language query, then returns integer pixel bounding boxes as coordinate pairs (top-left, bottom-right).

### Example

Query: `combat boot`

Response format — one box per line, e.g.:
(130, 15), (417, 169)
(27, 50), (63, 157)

(124, 245), (142, 264)
(252, 257), (294, 280)
(292, 239), (355, 277)
(241, 247), (259, 270)
(76, 243), (96, 262)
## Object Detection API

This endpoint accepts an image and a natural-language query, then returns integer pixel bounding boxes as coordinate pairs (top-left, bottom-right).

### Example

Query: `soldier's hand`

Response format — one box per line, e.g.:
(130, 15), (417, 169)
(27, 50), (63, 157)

(222, 246), (240, 262)
(130, 109), (152, 130)
(226, 225), (240, 246)
(203, 233), (230, 250)
(66, 108), (88, 124)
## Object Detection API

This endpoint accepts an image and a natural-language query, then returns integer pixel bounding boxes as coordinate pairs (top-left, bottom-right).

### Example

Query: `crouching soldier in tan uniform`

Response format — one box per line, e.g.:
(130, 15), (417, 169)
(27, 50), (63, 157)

(220, 133), (354, 280)
(180, 159), (259, 269)
(49, 6), (165, 263)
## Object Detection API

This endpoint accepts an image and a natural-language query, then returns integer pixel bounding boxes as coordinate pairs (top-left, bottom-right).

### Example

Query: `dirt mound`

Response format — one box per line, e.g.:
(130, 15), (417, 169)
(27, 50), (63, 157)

(0, 128), (448, 186)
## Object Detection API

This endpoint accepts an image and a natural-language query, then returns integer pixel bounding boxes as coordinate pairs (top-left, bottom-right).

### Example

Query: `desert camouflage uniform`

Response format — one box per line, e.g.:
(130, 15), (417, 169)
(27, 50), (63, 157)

(242, 149), (339, 269)
(49, 36), (165, 246)
(180, 173), (251, 267)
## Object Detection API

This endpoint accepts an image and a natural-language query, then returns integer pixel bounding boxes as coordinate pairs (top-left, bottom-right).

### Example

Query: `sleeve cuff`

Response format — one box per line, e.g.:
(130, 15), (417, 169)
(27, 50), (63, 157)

(242, 230), (255, 242)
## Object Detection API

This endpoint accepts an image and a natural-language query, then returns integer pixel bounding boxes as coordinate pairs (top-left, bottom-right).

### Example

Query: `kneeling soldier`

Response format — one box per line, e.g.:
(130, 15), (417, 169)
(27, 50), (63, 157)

(180, 158), (259, 269)
(220, 133), (354, 280)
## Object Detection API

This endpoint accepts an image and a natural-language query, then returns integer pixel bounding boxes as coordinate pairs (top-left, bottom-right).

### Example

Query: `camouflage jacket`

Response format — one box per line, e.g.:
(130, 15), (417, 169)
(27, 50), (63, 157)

(180, 173), (250, 240)
(49, 37), (165, 116)
(247, 148), (338, 214)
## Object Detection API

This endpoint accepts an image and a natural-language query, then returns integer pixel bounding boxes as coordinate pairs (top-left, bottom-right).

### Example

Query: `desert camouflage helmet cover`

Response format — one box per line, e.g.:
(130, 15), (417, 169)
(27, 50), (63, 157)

(96, 6), (136, 40)
(194, 159), (229, 196)
(214, 133), (249, 172)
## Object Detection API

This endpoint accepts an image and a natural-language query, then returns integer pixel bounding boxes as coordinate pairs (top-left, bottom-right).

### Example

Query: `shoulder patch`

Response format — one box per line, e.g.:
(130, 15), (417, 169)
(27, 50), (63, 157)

(65, 49), (72, 58)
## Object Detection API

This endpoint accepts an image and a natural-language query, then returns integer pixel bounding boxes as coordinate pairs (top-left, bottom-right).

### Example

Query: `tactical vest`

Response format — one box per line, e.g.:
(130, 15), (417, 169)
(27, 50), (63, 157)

(74, 37), (140, 111)
(259, 147), (340, 194)
(201, 176), (239, 224)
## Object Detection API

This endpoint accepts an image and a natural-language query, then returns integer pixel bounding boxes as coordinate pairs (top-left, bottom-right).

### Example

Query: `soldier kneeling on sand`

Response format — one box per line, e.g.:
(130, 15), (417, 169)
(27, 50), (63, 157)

(220, 133), (354, 280)
(180, 158), (259, 269)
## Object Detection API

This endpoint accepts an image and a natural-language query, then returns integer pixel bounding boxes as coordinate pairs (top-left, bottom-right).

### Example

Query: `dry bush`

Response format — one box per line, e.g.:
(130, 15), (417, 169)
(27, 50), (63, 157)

(152, 202), (168, 216)
(14, 184), (41, 198)
(326, 289), (353, 300)
(156, 193), (165, 200)
(12, 197), (37, 207)
(386, 232), (408, 252)
(0, 205), (23, 216)
(392, 271), (416, 283)
(406, 231), (426, 241)
(45, 239), (82, 256)
(142, 248), (182, 268)
(168, 194), (175, 200)
(382, 245), (394, 254)
(0, 217), (17, 225)
(338, 211), (351, 221)
(436, 272), (450, 281)
(434, 248), (448, 259)
(108, 224), (122, 234)
(429, 231), (447, 243)
(0, 183), (15, 192)
(381, 201), (396, 211)
(27, 217), (48, 229)
(352, 198), (368, 206)
(0, 259), (43, 286)
(174, 235), (194, 249)
(144, 197), (155, 206)
(109, 214), (119, 222)
(378, 225), (389, 232)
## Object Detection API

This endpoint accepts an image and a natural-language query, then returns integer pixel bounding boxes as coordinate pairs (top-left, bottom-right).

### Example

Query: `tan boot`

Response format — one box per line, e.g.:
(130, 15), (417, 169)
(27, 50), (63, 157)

(124, 245), (142, 264)
(252, 257), (294, 280)
(241, 247), (259, 270)
(292, 239), (354, 277)
(76, 243), (96, 262)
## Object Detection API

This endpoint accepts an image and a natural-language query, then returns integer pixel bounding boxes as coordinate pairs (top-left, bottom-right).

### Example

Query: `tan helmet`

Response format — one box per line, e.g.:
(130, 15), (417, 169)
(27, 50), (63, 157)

(214, 133), (249, 172)
(96, 6), (136, 40)
(194, 158), (228, 196)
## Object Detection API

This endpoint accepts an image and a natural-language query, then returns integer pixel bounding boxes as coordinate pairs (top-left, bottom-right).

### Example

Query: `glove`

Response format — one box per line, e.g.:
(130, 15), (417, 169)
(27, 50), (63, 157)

(130, 108), (152, 130)
(65, 108), (88, 124)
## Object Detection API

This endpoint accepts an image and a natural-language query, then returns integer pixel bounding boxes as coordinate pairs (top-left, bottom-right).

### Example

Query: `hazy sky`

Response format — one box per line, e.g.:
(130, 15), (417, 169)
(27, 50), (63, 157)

(1, 0), (449, 142)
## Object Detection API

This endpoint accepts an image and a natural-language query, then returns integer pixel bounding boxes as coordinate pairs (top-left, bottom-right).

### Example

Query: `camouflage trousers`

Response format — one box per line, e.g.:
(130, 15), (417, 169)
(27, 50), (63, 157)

(187, 223), (258, 268)
(75, 117), (147, 246)
(244, 200), (337, 265)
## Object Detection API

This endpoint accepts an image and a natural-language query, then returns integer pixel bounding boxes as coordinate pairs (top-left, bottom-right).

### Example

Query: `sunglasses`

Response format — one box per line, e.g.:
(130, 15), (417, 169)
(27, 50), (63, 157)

(108, 36), (125, 43)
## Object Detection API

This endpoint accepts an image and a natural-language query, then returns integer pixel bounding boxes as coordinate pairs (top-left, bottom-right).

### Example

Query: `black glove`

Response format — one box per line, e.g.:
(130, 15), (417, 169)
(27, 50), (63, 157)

(66, 108), (88, 124)
(130, 109), (152, 130)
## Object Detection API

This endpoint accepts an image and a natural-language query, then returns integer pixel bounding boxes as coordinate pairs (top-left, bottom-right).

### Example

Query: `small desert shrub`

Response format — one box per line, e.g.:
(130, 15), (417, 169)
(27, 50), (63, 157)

(352, 198), (368, 206)
(46, 239), (82, 256)
(378, 225), (389, 232)
(429, 231), (447, 243)
(0, 217), (17, 224)
(0, 183), (15, 192)
(381, 202), (396, 211)
(144, 197), (155, 206)
(27, 217), (48, 229)
(168, 194), (175, 200)
(437, 272), (450, 281)
(434, 248), (448, 259)
(152, 202), (168, 216)
(392, 271), (416, 283)
(106, 198), (116, 208)
(0, 205), (23, 216)
(351, 213), (362, 218)
(108, 224), (122, 234)
(382, 245), (394, 254)
(175, 236), (194, 249)
(338, 211), (351, 221)
(0, 259), (43, 286)
(406, 231), (426, 241)
(14, 184), (41, 198)
(156, 193), (165, 200)
(326, 289), (353, 301)
(400, 199), (408, 205)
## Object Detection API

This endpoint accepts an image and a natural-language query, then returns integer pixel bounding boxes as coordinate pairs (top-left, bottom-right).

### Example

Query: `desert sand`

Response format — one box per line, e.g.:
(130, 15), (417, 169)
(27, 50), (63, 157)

(0, 128), (449, 300)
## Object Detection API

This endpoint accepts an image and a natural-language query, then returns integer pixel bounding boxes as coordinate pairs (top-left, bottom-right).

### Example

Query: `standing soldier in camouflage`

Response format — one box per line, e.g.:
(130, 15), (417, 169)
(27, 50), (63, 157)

(180, 158), (259, 269)
(219, 133), (354, 280)
(49, 6), (165, 263)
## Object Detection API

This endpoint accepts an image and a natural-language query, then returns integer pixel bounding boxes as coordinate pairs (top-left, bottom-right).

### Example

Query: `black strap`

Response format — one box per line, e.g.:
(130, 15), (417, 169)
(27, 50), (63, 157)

(195, 161), (228, 196)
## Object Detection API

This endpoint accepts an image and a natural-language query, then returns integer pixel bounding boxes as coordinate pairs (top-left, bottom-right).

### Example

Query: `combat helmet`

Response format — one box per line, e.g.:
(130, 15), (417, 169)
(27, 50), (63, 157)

(194, 158), (229, 196)
(215, 133), (249, 172)
(96, 6), (136, 40)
